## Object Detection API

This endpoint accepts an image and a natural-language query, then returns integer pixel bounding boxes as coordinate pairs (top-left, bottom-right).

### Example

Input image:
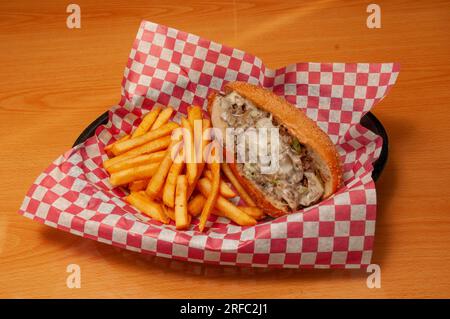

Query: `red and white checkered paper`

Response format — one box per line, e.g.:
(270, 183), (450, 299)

(19, 21), (399, 268)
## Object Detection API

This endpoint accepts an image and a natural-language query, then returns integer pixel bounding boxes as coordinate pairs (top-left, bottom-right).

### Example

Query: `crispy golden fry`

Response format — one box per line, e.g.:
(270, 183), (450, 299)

(106, 151), (165, 173)
(162, 148), (185, 208)
(199, 161), (220, 232)
(145, 134), (183, 199)
(175, 175), (189, 229)
(132, 106), (162, 138)
(111, 122), (179, 155)
(188, 106), (203, 160)
(221, 162), (256, 206)
(203, 170), (236, 198)
(181, 118), (197, 185)
(197, 178), (257, 226)
(129, 179), (149, 192)
(109, 162), (160, 186)
(125, 192), (169, 224)
(104, 135), (130, 155)
(157, 202), (170, 222)
(124, 135), (172, 157)
(104, 153), (134, 171)
(151, 107), (174, 130)
(239, 206), (265, 220)
(152, 188), (164, 201)
(213, 209), (256, 221)
(143, 192), (168, 222)
(187, 119), (211, 199)
(103, 135), (171, 169)
(187, 194), (206, 216)
(187, 106), (203, 130)
(212, 209), (226, 217)
(162, 205), (176, 221)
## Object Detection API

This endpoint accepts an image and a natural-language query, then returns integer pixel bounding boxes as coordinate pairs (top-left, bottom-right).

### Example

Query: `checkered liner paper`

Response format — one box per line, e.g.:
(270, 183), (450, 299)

(19, 21), (399, 268)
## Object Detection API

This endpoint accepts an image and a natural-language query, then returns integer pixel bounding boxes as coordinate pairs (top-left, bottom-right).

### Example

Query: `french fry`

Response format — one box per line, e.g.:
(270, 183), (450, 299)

(109, 162), (159, 186)
(111, 122), (179, 155)
(125, 192), (169, 224)
(145, 133), (183, 199)
(129, 179), (149, 192)
(162, 148), (185, 208)
(221, 162), (256, 206)
(199, 119), (212, 167)
(213, 209), (258, 221)
(103, 135), (171, 169)
(188, 106), (203, 130)
(199, 161), (220, 232)
(106, 151), (165, 173)
(151, 107), (174, 130)
(104, 135), (130, 155)
(187, 194), (206, 216)
(203, 170), (236, 198)
(188, 106), (203, 161)
(212, 209), (226, 217)
(197, 178), (257, 226)
(187, 119), (211, 199)
(163, 205), (178, 224)
(239, 206), (265, 220)
(175, 175), (189, 229)
(181, 118), (197, 185)
(132, 106), (162, 138)
(157, 202), (171, 222)
(162, 205), (176, 221)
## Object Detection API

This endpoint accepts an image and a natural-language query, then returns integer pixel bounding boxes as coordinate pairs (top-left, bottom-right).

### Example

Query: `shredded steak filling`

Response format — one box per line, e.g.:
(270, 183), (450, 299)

(218, 91), (325, 210)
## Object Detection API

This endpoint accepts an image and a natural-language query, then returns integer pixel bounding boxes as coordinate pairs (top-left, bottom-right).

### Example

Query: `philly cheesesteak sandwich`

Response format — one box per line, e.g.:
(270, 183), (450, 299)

(208, 82), (342, 217)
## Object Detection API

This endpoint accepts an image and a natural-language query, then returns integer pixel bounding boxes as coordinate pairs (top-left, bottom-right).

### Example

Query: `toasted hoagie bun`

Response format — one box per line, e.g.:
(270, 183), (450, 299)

(208, 82), (342, 217)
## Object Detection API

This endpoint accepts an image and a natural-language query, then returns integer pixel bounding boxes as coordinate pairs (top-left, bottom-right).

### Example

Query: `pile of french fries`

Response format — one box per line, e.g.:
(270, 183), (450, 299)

(103, 105), (265, 231)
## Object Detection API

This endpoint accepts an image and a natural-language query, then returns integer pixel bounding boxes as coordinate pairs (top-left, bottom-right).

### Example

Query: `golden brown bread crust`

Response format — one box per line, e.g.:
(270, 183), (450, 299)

(207, 82), (343, 217)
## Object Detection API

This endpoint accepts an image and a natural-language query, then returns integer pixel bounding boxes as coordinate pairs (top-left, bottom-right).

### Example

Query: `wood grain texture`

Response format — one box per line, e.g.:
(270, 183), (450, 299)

(1, 0), (450, 298)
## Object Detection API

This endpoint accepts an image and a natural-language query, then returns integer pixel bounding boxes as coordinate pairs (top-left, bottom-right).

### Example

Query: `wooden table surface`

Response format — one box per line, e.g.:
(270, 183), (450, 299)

(1, 0), (449, 299)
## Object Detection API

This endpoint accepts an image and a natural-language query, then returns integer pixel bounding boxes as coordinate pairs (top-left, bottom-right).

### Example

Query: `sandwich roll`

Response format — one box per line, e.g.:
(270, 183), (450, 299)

(208, 81), (343, 217)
